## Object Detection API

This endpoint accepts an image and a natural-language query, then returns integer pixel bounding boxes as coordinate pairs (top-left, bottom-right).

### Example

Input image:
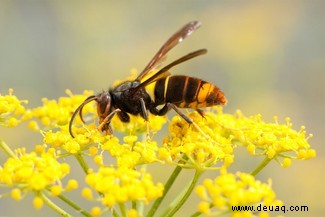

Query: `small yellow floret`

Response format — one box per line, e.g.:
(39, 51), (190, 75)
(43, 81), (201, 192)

(28, 120), (39, 131)
(11, 188), (22, 201)
(7, 117), (19, 127)
(198, 201), (210, 214)
(33, 196), (43, 209)
(282, 158), (292, 168)
(29, 174), (47, 191)
(51, 185), (62, 196)
(66, 179), (78, 191)
(128, 208), (138, 217)
(246, 144), (255, 155)
(91, 206), (102, 217)
(34, 145), (44, 154)
(93, 155), (103, 166)
(89, 146), (98, 156)
(82, 187), (93, 200)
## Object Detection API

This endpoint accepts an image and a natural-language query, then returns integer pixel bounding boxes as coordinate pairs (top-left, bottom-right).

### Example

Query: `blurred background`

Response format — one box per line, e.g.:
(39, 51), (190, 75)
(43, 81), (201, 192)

(0, 1), (324, 216)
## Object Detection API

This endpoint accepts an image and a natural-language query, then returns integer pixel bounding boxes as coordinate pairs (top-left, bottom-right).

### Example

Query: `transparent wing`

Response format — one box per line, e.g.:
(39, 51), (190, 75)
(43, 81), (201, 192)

(135, 21), (201, 81)
(129, 49), (207, 95)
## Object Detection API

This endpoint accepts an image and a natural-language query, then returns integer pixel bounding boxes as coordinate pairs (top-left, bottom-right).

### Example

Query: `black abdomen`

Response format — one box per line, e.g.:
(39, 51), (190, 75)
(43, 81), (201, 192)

(153, 75), (227, 108)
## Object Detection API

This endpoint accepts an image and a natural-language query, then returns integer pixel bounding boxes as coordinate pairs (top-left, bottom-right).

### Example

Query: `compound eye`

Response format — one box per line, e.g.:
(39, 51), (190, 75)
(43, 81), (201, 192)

(97, 93), (111, 117)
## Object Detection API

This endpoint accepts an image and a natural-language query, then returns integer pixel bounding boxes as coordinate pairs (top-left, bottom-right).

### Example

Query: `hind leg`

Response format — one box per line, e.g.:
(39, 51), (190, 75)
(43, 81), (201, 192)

(151, 103), (213, 141)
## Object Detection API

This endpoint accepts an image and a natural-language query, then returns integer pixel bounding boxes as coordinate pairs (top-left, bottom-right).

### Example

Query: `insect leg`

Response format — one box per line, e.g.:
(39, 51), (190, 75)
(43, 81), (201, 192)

(139, 98), (151, 140)
(166, 103), (214, 141)
(150, 104), (169, 116)
(139, 98), (149, 121)
(117, 110), (130, 122)
(98, 109), (121, 134)
(166, 103), (193, 124)
(196, 108), (206, 120)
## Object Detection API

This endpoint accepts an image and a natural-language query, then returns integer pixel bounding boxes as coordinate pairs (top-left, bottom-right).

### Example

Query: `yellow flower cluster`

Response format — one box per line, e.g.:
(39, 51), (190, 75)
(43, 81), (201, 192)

(43, 124), (108, 154)
(214, 109), (316, 165)
(0, 89), (28, 127)
(0, 148), (75, 199)
(196, 172), (282, 216)
(101, 135), (161, 168)
(0, 88), (316, 216)
(111, 113), (166, 135)
(84, 167), (164, 207)
(160, 111), (234, 170)
(27, 90), (95, 131)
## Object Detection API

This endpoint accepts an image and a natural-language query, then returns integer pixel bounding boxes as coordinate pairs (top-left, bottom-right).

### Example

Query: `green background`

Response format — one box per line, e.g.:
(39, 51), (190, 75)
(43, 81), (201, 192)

(0, 1), (324, 216)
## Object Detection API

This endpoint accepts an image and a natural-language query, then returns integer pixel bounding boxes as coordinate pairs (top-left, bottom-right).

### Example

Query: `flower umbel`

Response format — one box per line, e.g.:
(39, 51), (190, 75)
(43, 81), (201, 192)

(0, 88), (316, 217)
(195, 172), (282, 216)
(27, 89), (95, 131)
(159, 111), (234, 170)
(214, 109), (316, 166)
(0, 89), (28, 127)
(0, 148), (72, 195)
(84, 167), (164, 207)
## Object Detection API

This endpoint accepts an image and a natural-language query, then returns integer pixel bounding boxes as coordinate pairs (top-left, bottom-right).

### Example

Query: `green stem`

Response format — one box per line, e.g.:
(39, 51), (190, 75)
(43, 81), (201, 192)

(74, 152), (89, 174)
(39, 192), (71, 217)
(135, 201), (144, 216)
(112, 208), (120, 217)
(159, 181), (190, 217)
(250, 156), (272, 176)
(118, 203), (127, 217)
(165, 170), (202, 217)
(146, 165), (182, 217)
(0, 139), (17, 158)
(57, 193), (92, 217)
(132, 201), (136, 210)
(190, 203), (213, 217)
(190, 211), (202, 217)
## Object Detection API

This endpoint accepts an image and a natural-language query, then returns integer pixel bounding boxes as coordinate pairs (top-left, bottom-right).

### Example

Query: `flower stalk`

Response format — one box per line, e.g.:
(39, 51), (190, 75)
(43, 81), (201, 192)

(38, 191), (72, 217)
(250, 156), (272, 176)
(74, 152), (90, 174)
(0, 139), (17, 159)
(56, 193), (92, 217)
(147, 164), (183, 217)
(165, 170), (202, 217)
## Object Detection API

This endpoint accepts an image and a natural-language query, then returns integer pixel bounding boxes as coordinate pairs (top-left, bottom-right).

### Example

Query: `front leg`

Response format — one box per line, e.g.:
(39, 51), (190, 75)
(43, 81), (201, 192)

(98, 109), (121, 134)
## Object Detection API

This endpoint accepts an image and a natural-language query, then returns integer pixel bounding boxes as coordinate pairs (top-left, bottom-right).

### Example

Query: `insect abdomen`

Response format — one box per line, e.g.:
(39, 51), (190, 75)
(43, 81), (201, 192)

(153, 75), (227, 108)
